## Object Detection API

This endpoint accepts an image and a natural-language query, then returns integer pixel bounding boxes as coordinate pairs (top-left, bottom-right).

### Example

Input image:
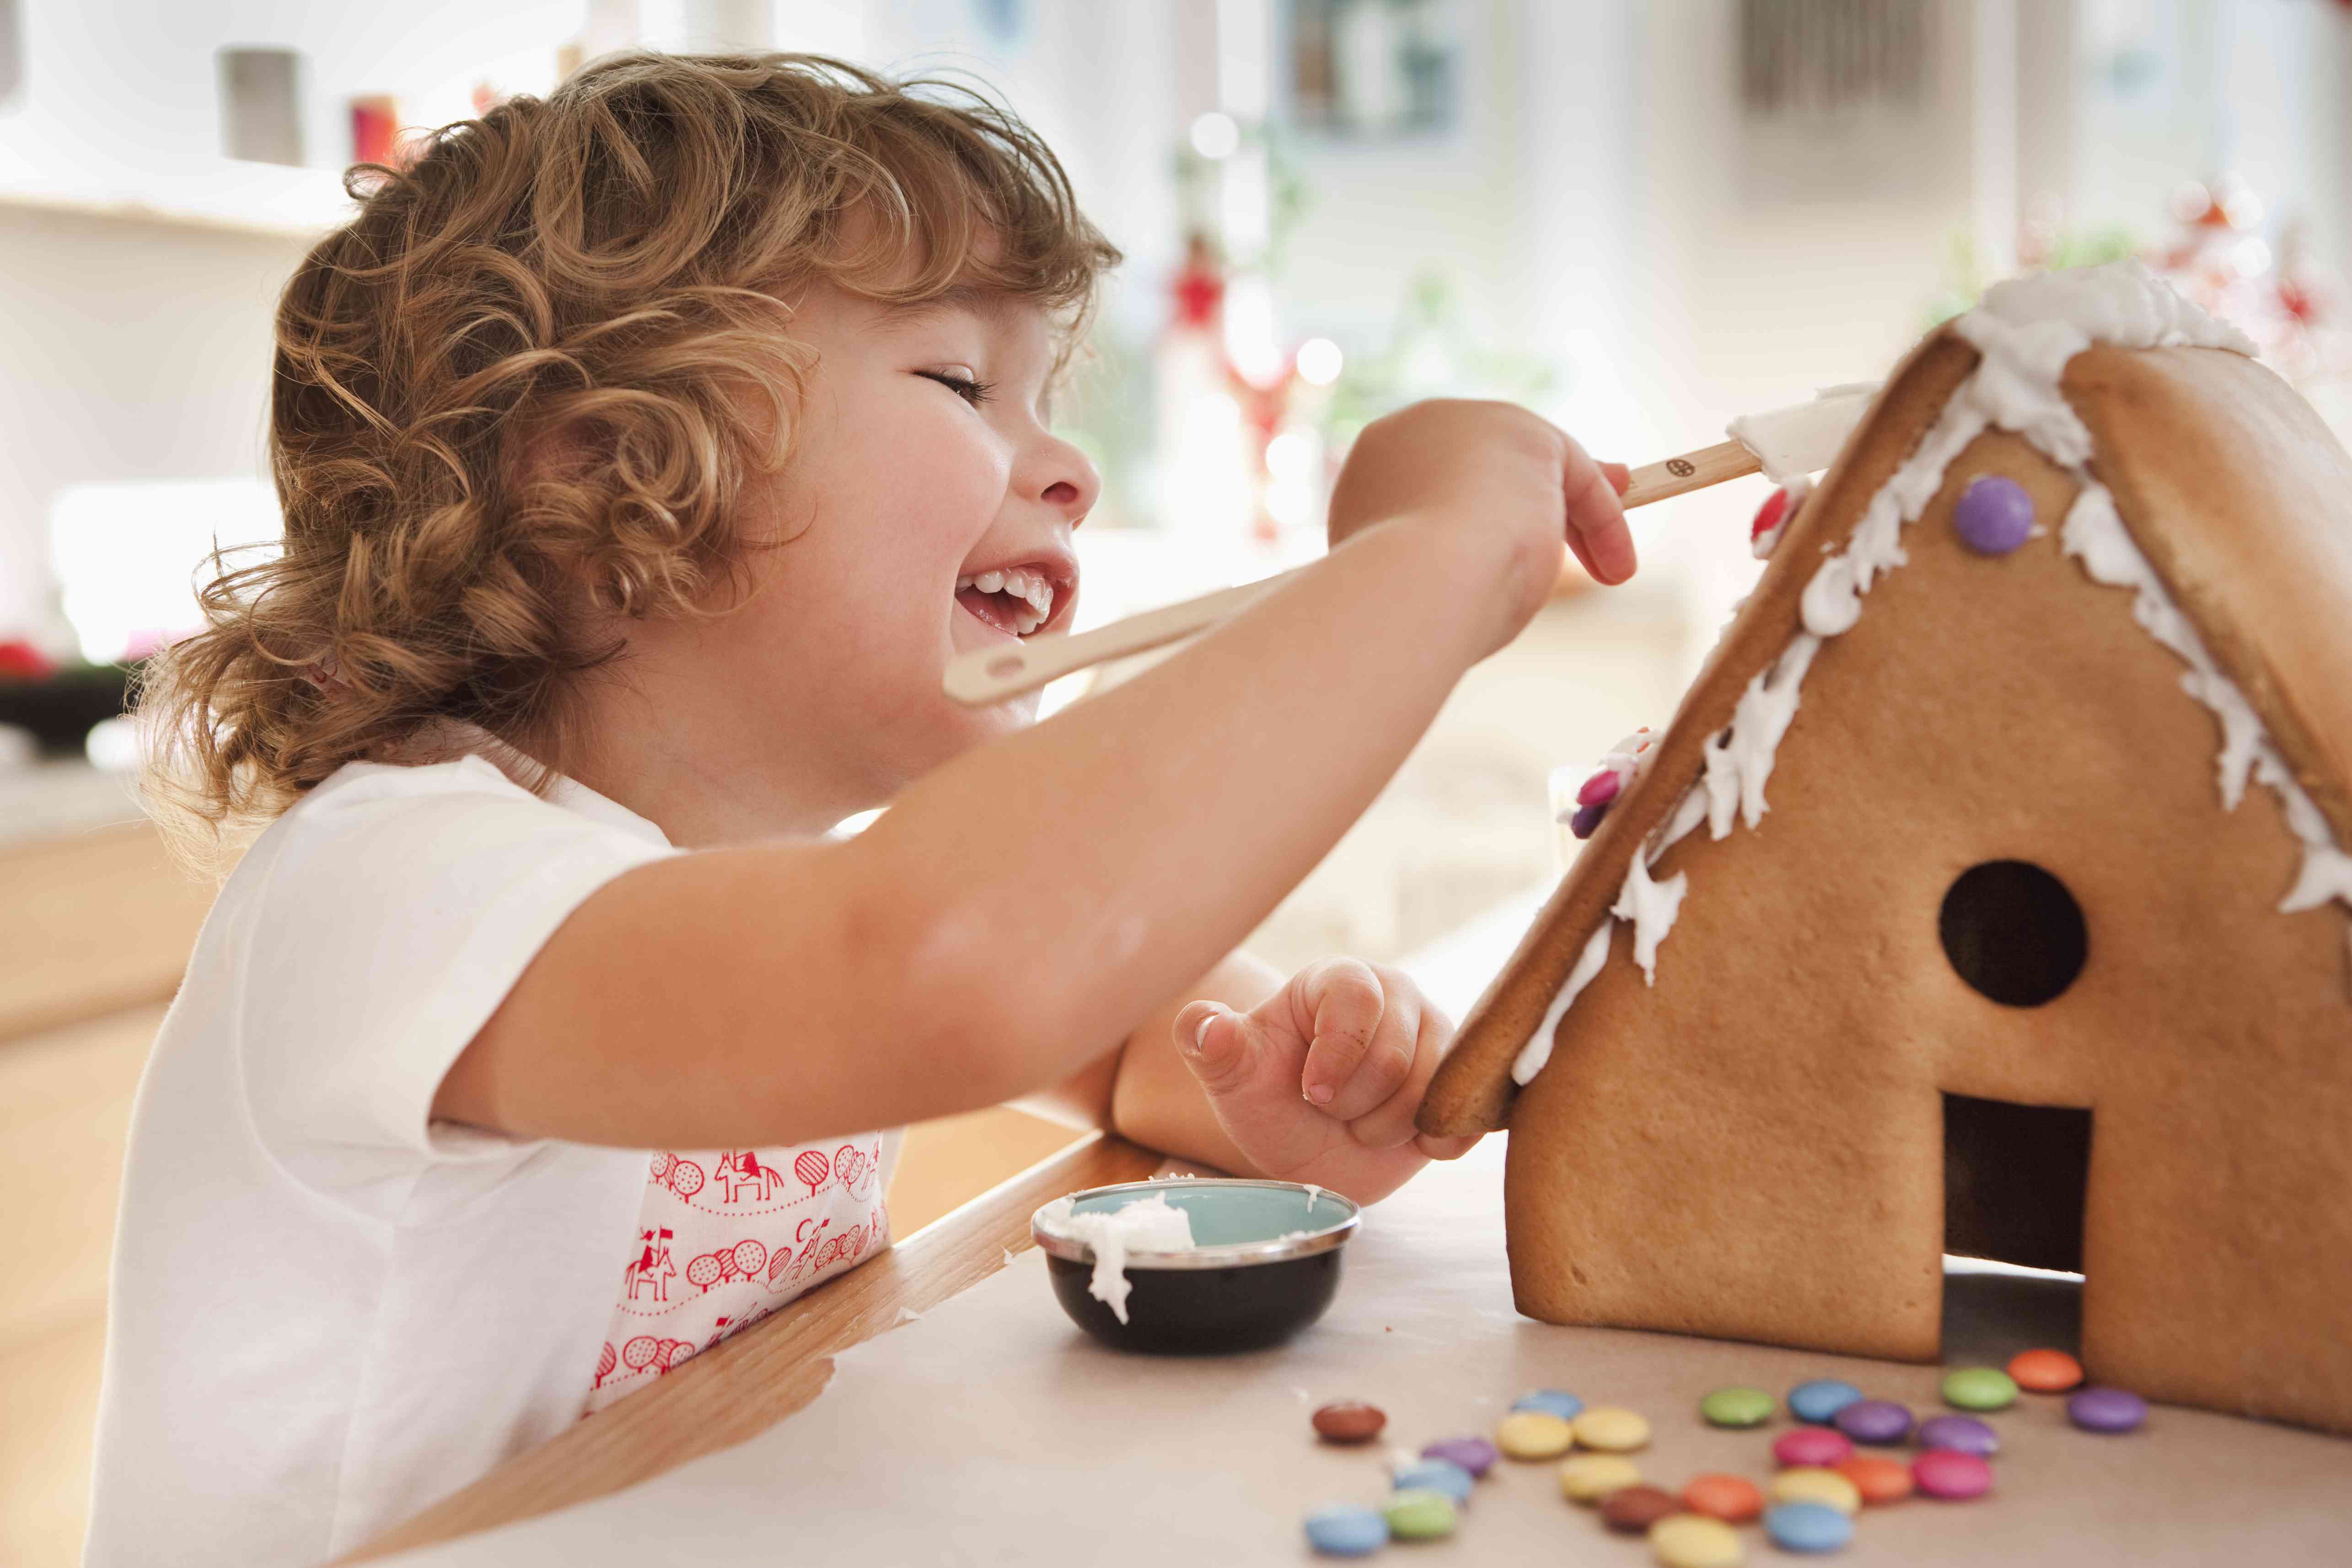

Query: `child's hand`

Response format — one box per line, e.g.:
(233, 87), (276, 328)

(1325, 398), (1636, 586)
(1170, 960), (1478, 1205)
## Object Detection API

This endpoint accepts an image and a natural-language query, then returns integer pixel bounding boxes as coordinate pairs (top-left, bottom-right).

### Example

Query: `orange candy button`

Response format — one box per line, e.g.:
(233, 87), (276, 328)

(1836, 1455), (1915, 1505)
(1681, 1472), (1765, 1523)
(2008, 1348), (2086, 1393)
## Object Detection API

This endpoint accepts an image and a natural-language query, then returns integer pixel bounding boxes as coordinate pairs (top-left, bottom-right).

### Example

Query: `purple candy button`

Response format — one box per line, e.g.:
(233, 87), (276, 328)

(1569, 801), (1608, 840)
(2067, 1387), (2148, 1434)
(1917, 1414), (1999, 1456)
(1421, 1436), (1498, 1477)
(1833, 1398), (1914, 1445)
(1953, 474), (2035, 555)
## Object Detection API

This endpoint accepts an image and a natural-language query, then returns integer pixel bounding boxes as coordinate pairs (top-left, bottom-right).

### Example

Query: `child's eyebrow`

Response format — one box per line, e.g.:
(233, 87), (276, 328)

(869, 283), (1007, 333)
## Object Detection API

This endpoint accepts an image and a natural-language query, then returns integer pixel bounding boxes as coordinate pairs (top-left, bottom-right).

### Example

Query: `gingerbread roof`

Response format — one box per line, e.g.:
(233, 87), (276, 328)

(1419, 306), (2352, 1138)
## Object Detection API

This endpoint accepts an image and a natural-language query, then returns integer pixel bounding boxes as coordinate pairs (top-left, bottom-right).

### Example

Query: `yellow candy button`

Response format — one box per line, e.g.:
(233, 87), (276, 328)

(1769, 1466), (1863, 1515)
(1559, 1453), (1644, 1502)
(1650, 1512), (1743, 1568)
(1496, 1410), (1575, 1460)
(1572, 1405), (1653, 1452)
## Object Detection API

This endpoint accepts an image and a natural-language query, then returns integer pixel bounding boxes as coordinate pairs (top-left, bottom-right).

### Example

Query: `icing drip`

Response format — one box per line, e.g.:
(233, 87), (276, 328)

(1511, 923), (1613, 1085)
(1610, 854), (1687, 983)
(1046, 1192), (1196, 1325)
(2062, 486), (2352, 942)
(1510, 260), (2348, 1087)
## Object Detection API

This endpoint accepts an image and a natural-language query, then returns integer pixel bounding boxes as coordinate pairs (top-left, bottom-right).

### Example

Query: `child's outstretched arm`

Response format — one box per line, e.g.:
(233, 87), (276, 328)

(437, 401), (1632, 1152)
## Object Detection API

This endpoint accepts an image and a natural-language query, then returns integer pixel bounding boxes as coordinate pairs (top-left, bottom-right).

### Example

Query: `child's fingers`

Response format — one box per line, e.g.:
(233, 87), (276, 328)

(1342, 998), (1452, 1150)
(1314, 979), (1421, 1123)
(1563, 437), (1637, 586)
(1292, 958), (1389, 1109)
(1172, 1000), (1260, 1098)
(1413, 1130), (1482, 1160)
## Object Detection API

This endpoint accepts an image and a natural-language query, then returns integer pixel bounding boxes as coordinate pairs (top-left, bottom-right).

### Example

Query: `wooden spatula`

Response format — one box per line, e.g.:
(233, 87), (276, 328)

(944, 385), (1877, 707)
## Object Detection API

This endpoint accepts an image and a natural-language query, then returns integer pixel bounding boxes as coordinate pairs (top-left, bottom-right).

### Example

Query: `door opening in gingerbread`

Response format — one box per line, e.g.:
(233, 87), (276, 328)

(1939, 1091), (2090, 1361)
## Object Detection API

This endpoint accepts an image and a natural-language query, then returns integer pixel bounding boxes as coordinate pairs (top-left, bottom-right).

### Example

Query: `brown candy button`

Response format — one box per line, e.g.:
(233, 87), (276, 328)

(1600, 1484), (1682, 1534)
(1311, 1400), (1387, 1444)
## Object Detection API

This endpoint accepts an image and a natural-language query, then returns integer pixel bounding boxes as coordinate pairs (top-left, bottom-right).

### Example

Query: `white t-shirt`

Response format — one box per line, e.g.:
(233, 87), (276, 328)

(85, 755), (899, 1566)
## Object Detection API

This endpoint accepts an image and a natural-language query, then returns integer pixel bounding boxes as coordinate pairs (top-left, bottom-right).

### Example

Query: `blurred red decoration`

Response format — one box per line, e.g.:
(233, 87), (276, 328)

(0, 640), (56, 679)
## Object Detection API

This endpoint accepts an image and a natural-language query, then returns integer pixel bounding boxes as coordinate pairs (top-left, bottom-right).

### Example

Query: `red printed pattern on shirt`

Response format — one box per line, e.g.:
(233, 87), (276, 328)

(584, 1135), (890, 1414)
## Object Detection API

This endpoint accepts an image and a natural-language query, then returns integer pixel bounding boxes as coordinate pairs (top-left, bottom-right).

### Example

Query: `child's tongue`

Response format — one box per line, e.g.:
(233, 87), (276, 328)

(957, 585), (1025, 635)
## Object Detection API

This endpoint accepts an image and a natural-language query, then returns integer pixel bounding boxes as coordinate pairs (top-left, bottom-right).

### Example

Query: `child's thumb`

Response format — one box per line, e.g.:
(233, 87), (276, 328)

(1172, 1001), (1257, 1097)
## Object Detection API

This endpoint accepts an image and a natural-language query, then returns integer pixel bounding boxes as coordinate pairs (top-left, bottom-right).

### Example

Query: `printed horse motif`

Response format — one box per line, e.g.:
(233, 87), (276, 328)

(716, 1149), (788, 1204)
(623, 1226), (677, 1302)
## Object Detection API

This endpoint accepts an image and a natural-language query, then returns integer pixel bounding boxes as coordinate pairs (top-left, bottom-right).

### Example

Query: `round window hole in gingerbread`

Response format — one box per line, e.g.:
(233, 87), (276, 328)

(1938, 860), (2087, 1008)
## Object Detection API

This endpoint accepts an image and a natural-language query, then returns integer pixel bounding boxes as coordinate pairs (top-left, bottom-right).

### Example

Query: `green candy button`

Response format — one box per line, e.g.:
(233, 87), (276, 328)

(1383, 1488), (1458, 1541)
(1700, 1385), (1776, 1428)
(1942, 1367), (2020, 1411)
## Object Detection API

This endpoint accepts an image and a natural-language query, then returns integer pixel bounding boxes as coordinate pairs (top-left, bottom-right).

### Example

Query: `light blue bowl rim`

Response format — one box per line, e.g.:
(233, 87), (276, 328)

(1030, 1177), (1361, 1271)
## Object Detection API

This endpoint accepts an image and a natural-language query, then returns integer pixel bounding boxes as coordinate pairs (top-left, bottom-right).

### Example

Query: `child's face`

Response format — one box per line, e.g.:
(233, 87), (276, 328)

(612, 278), (1099, 829)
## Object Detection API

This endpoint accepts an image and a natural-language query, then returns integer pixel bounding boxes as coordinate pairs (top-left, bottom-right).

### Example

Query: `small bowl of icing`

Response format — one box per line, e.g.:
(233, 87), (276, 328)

(1030, 1178), (1360, 1353)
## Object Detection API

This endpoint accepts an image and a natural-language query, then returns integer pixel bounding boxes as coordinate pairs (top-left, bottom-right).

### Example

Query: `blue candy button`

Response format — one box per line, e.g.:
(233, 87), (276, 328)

(1391, 1458), (1474, 1504)
(1767, 1500), (1856, 1553)
(1788, 1378), (1865, 1424)
(1304, 1503), (1389, 1557)
(1511, 1388), (1585, 1420)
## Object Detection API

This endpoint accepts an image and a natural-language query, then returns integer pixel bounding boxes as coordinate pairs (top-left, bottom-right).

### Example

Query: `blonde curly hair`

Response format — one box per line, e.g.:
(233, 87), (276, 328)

(139, 51), (1119, 867)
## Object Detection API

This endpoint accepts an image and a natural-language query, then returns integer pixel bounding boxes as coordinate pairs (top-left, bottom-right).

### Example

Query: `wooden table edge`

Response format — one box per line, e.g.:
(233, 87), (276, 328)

(337, 1130), (1166, 1563)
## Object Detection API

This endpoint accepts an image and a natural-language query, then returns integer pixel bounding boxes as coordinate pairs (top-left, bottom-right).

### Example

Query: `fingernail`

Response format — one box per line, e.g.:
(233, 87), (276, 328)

(1304, 1081), (1334, 1106)
(1187, 1009), (1219, 1054)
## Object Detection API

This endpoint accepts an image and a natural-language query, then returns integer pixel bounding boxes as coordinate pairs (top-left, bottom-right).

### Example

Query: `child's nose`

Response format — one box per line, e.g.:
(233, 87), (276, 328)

(1033, 439), (1101, 524)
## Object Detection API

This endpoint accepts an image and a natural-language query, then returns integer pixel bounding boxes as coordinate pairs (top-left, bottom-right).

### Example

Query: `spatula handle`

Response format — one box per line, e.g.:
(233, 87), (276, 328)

(942, 566), (1310, 706)
(943, 440), (1764, 708)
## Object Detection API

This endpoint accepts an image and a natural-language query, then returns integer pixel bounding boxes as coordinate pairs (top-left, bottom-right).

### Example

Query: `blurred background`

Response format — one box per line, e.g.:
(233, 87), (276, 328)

(1, 2), (2348, 1560)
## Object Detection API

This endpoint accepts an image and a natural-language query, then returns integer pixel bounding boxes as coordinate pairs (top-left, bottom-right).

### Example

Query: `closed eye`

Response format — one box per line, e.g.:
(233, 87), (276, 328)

(916, 369), (994, 407)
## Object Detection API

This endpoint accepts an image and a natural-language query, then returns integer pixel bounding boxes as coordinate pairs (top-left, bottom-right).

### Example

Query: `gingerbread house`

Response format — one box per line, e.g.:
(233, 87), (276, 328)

(1417, 262), (2352, 1434)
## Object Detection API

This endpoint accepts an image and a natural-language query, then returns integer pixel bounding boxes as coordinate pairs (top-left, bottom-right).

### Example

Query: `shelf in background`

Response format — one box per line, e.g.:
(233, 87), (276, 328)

(0, 150), (355, 239)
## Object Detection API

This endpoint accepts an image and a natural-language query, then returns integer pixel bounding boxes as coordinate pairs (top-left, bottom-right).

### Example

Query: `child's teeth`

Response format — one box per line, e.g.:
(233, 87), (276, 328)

(976, 571), (1005, 594)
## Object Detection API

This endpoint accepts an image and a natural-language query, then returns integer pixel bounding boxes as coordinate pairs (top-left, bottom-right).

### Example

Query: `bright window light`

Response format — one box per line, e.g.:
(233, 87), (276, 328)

(1188, 112), (1240, 160)
(48, 478), (280, 665)
(1295, 337), (1344, 387)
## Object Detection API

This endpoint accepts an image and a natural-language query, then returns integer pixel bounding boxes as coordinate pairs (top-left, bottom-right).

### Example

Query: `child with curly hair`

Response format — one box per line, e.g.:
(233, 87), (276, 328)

(86, 51), (1632, 1565)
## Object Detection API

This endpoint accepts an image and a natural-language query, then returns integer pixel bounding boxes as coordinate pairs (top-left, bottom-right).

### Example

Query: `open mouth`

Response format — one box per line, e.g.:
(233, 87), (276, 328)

(955, 563), (1068, 638)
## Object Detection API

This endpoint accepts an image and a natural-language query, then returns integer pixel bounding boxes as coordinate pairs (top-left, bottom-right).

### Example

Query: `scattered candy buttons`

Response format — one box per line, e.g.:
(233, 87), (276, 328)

(1765, 1500), (1855, 1553)
(2068, 1386), (2148, 1434)
(1560, 1454), (1644, 1503)
(1496, 1410), (1574, 1460)
(1941, 1367), (2019, 1411)
(1834, 1455), (1914, 1505)
(1772, 1427), (1855, 1468)
(1769, 1467), (1863, 1516)
(1917, 1413), (1999, 1456)
(1788, 1379), (1865, 1424)
(1913, 1449), (1994, 1500)
(1682, 1473), (1766, 1524)
(2008, 1348), (2084, 1393)
(1649, 1512), (1744, 1568)
(1419, 1436), (1497, 1478)
(1304, 1504), (1388, 1557)
(1383, 1488), (1457, 1541)
(1601, 1484), (1684, 1534)
(1573, 1405), (1652, 1452)
(1699, 1385), (1774, 1428)
(1392, 1458), (1474, 1505)
(1312, 1400), (1386, 1444)
(1833, 1398), (1913, 1445)
(1570, 801), (1609, 839)
(1513, 1388), (1586, 1421)
(1953, 473), (2035, 555)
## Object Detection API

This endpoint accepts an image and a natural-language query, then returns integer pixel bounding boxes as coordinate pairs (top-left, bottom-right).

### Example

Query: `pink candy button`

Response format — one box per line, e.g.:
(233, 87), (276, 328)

(1912, 1449), (1992, 1500)
(1773, 1428), (1854, 1468)
(1576, 770), (1622, 807)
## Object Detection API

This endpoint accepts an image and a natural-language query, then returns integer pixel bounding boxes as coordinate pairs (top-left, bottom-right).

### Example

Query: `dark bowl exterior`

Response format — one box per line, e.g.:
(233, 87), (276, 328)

(1045, 1249), (1344, 1353)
